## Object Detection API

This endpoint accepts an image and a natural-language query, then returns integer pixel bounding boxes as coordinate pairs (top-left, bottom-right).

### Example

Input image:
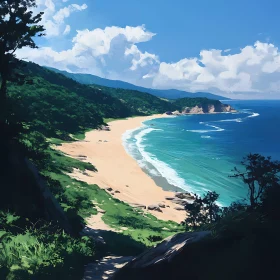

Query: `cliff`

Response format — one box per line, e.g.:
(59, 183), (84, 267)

(171, 97), (236, 115)
(182, 103), (235, 114)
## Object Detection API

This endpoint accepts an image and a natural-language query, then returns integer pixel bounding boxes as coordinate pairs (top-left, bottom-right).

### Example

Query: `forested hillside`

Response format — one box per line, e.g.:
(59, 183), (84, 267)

(8, 62), (178, 139)
(89, 84), (177, 115)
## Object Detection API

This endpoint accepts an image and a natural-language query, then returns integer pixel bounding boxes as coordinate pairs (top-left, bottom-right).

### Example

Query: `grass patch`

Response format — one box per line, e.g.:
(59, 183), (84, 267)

(43, 140), (183, 250)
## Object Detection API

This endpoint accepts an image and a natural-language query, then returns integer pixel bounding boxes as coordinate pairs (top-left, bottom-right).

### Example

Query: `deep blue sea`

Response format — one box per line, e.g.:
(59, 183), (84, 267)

(123, 100), (280, 206)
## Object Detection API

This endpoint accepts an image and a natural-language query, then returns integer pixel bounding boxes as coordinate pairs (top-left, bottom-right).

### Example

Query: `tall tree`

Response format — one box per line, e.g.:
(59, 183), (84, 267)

(185, 195), (204, 228)
(232, 153), (280, 208)
(202, 191), (221, 223)
(0, 0), (45, 120)
(185, 191), (222, 228)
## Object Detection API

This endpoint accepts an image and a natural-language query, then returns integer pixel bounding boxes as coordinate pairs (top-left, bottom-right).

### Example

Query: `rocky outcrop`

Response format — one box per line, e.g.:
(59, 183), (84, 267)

(148, 205), (163, 212)
(182, 105), (204, 114)
(178, 103), (236, 115)
(113, 231), (211, 280)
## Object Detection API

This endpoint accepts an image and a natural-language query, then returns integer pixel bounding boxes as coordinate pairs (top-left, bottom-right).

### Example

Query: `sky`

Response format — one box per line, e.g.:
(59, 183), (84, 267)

(16, 0), (280, 99)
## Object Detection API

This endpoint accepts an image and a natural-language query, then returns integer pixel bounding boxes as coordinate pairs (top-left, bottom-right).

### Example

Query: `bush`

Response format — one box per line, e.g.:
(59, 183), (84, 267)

(0, 223), (95, 280)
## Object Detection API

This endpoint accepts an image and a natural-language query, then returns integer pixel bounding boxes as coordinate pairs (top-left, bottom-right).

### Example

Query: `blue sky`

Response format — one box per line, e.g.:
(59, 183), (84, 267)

(17, 0), (280, 99)
(71, 0), (279, 61)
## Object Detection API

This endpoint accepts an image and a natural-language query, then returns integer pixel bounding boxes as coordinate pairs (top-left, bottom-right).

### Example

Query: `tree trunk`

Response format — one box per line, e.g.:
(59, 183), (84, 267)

(249, 190), (256, 208)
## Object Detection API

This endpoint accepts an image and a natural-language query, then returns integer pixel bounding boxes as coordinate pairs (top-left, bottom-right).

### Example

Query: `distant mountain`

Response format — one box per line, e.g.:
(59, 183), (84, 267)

(46, 67), (229, 100)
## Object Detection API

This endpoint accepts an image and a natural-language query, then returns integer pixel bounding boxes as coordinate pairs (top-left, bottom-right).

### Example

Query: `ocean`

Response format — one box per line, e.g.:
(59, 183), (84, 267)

(123, 100), (280, 206)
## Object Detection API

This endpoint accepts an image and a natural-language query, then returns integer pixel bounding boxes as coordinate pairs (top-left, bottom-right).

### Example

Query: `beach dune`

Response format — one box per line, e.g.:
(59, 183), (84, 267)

(57, 115), (186, 223)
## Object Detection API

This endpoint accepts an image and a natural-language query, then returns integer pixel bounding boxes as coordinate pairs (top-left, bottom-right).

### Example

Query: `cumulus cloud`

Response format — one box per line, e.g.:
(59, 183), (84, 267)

(34, 0), (87, 37)
(15, 6), (280, 98)
(63, 25), (71, 35)
(152, 41), (280, 95)
(17, 25), (159, 84)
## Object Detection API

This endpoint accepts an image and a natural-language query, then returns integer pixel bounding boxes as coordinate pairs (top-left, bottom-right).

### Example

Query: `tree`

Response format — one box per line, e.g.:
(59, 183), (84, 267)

(185, 194), (204, 228)
(185, 191), (221, 228)
(0, 0), (45, 120)
(232, 153), (280, 208)
(202, 191), (221, 223)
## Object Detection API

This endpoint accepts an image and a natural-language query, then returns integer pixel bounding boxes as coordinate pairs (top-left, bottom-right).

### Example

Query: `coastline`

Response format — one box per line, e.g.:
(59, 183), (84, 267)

(57, 114), (186, 223)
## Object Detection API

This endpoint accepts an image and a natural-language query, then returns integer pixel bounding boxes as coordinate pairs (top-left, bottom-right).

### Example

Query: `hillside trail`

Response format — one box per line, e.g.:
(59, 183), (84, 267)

(83, 255), (133, 280)
(82, 206), (133, 279)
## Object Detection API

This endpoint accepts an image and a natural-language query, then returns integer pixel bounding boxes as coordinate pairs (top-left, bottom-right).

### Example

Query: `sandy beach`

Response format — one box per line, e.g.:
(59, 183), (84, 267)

(57, 115), (186, 223)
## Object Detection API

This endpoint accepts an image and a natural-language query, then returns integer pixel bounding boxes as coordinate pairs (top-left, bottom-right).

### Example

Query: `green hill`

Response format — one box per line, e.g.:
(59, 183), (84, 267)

(89, 84), (177, 115)
(7, 62), (176, 138)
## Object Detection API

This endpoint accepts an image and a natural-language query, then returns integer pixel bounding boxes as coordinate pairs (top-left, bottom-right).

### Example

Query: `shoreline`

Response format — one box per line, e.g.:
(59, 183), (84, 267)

(57, 114), (187, 223)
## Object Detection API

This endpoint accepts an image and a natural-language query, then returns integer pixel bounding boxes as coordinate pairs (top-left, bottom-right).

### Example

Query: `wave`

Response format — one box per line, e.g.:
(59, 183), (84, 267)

(186, 123), (225, 134)
(247, 112), (260, 118)
(217, 118), (243, 123)
(132, 127), (193, 192)
(205, 124), (225, 132)
(207, 110), (259, 125)
(201, 135), (211, 139)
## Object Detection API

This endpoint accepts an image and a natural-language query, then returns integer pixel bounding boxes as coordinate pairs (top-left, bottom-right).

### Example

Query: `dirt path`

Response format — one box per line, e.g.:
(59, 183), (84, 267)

(83, 256), (133, 280)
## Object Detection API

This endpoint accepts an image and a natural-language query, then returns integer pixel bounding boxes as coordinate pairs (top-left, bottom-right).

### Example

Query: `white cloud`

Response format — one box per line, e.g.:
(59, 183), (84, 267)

(125, 45), (159, 70)
(16, 25), (158, 83)
(34, 0), (87, 37)
(53, 4), (87, 23)
(15, 11), (280, 98)
(152, 41), (280, 96)
(63, 25), (71, 35)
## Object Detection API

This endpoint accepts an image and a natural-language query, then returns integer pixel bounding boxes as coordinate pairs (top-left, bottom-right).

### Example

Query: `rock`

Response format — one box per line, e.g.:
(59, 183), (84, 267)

(132, 204), (146, 209)
(182, 105), (204, 114)
(174, 206), (185, 211)
(115, 190), (120, 194)
(165, 111), (173, 115)
(106, 187), (113, 192)
(172, 198), (187, 206)
(148, 205), (162, 212)
(113, 231), (211, 280)
(175, 192), (195, 200)
(158, 203), (166, 208)
(172, 110), (181, 115)
(165, 196), (175, 200)
(132, 203), (146, 210)
(98, 209), (106, 214)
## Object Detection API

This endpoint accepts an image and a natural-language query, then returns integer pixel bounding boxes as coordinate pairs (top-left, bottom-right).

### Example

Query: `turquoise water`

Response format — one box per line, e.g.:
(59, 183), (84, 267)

(123, 100), (280, 206)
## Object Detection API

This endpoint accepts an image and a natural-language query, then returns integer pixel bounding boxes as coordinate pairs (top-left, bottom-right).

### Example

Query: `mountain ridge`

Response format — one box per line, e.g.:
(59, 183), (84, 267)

(46, 67), (230, 101)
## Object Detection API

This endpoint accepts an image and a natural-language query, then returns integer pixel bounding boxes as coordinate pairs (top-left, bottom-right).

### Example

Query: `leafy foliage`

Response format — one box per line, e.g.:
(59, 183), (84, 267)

(185, 191), (221, 228)
(0, 0), (44, 116)
(231, 153), (280, 207)
(0, 221), (94, 280)
(90, 84), (178, 115)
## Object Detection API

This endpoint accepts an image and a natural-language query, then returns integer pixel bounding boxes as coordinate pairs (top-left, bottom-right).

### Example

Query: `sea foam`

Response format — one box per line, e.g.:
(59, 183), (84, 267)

(128, 126), (193, 192)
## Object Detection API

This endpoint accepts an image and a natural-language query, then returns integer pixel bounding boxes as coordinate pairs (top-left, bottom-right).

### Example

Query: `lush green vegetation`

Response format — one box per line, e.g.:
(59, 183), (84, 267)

(0, 212), (95, 280)
(90, 84), (178, 115)
(0, 60), (184, 278)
